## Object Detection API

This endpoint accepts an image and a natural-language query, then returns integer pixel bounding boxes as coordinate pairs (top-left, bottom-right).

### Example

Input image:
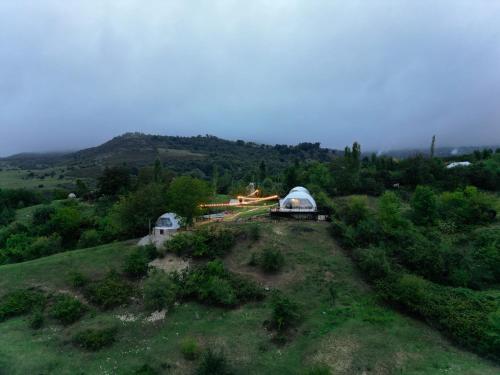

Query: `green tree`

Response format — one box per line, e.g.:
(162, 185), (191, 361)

(411, 186), (438, 225)
(48, 206), (85, 247)
(109, 183), (169, 237)
(167, 176), (210, 225)
(97, 167), (131, 197)
(75, 179), (89, 198)
(153, 158), (163, 183)
(258, 160), (267, 182)
(430, 135), (436, 158)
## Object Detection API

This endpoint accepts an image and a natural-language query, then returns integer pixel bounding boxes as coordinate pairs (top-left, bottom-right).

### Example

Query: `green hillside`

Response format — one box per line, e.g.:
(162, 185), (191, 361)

(0, 222), (498, 375)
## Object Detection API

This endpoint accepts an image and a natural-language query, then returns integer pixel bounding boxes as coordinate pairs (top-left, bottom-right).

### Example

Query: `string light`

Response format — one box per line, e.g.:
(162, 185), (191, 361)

(200, 192), (279, 208)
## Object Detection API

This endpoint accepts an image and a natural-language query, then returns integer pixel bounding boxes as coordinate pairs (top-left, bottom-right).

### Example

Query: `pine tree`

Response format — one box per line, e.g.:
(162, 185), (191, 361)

(430, 135), (436, 158)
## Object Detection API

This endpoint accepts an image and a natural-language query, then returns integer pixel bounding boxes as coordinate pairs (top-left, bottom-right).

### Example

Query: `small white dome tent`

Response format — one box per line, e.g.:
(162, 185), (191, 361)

(279, 186), (317, 212)
(154, 212), (181, 234)
(138, 212), (182, 248)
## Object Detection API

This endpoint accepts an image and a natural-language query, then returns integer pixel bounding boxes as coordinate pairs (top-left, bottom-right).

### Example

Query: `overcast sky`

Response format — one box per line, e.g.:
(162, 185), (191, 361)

(1, 0), (500, 156)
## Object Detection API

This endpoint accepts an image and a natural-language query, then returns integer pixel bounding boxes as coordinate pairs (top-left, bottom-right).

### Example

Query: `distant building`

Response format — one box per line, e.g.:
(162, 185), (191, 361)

(447, 161), (471, 169)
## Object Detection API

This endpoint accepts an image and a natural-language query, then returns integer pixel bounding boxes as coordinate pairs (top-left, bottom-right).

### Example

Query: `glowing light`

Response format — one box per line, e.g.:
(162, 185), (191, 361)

(200, 192), (279, 208)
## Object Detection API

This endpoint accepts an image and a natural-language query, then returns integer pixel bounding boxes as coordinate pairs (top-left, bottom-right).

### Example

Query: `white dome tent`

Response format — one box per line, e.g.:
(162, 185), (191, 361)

(279, 186), (317, 212)
(138, 212), (182, 248)
(153, 212), (181, 234)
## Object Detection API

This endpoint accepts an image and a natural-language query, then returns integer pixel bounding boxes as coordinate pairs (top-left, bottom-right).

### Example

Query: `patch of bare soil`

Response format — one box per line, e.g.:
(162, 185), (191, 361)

(149, 254), (189, 273)
(312, 334), (361, 374)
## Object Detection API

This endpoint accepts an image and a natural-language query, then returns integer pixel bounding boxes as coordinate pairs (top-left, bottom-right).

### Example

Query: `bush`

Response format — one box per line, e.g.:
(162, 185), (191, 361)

(143, 270), (178, 312)
(195, 349), (233, 375)
(50, 295), (86, 325)
(229, 274), (265, 302)
(247, 224), (261, 242)
(84, 272), (134, 309)
(179, 260), (263, 307)
(29, 309), (44, 329)
(354, 247), (394, 282)
(377, 273), (499, 356)
(180, 337), (200, 360)
(269, 292), (301, 333)
(439, 186), (495, 225)
(341, 196), (370, 226)
(259, 247), (285, 273)
(133, 365), (159, 375)
(27, 234), (62, 259)
(68, 271), (90, 288)
(77, 229), (101, 248)
(32, 205), (55, 227)
(73, 327), (117, 351)
(123, 247), (150, 278)
(306, 365), (331, 375)
(165, 226), (236, 259)
(0, 289), (46, 322)
(411, 186), (438, 225)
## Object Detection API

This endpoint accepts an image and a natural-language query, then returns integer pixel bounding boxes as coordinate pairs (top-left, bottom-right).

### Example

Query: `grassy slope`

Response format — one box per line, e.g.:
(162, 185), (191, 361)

(0, 168), (75, 190)
(0, 223), (498, 374)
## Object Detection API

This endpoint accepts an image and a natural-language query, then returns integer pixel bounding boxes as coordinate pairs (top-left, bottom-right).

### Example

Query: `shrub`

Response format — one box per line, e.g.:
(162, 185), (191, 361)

(123, 247), (150, 278)
(179, 260), (263, 307)
(248, 252), (259, 266)
(0, 289), (46, 322)
(269, 292), (301, 333)
(165, 226), (236, 259)
(68, 271), (90, 288)
(180, 337), (201, 360)
(142, 244), (159, 261)
(247, 224), (261, 242)
(84, 272), (134, 309)
(32, 205), (55, 227)
(229, 274), (265, 302)
(29, 309), (44, 329)
(259, 247), (285, 273)
(134, 364), (159, 375)
(27, 234), (62, 259)
(378, 191), (410, 233)
(73, 327), (117, 351)
(306, 365), (331, 375)
(439, 186), (495, 225)
(354, 247), (391, 280)
(50, 295), (86, 325)
(411, 186), (438, 225)
(195, 349), (233, 375)
(376, 272), (500, 358)
(77, 229), (101, 248)
(352, 217), (382, 247)
(341, 196), (369, 226)
(143, 270), (178, 312)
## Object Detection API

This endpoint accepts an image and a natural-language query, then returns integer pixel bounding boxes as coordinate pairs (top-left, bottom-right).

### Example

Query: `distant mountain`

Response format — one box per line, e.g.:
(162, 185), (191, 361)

(0, 133), (338, 179)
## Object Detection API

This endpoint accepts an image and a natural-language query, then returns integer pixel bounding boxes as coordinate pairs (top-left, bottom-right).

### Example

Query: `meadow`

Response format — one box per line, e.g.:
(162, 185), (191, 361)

(0, 221), (498, 374)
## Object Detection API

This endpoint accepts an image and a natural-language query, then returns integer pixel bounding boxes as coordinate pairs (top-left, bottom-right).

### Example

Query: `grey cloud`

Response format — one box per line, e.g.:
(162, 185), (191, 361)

(1, 0), (500, 156)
